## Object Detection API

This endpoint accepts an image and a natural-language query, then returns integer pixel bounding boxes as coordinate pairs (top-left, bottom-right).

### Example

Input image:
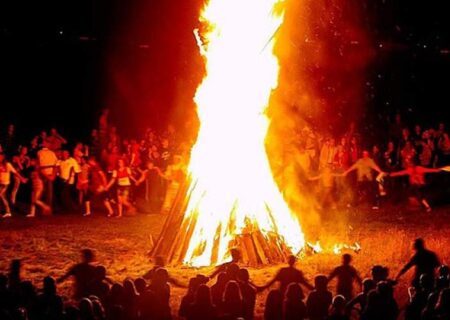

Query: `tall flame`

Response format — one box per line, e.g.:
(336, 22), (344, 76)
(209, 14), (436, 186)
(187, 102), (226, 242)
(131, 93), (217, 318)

(182, 0), (305, 267)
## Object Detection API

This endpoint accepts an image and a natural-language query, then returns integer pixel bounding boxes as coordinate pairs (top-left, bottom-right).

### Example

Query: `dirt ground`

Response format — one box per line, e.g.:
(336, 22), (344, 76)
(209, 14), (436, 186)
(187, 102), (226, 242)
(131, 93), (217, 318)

(1, 205), (450, 319)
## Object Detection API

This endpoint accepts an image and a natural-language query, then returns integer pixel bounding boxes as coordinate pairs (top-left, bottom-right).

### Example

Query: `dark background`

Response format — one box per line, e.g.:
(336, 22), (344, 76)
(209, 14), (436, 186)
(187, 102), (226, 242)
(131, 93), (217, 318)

(0, 0), (449, 143)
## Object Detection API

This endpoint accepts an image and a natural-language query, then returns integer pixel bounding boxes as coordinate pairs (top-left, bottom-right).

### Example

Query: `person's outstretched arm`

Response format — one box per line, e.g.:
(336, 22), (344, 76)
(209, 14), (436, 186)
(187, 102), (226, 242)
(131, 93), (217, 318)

(389, 169), (409, 178)
(396, 258), (414, 281)
(343, 163), (358, 176)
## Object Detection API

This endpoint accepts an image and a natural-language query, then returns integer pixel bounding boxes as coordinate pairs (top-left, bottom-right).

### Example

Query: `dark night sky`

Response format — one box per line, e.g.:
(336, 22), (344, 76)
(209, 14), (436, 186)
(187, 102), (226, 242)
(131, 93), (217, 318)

(0, 0), (449, 142)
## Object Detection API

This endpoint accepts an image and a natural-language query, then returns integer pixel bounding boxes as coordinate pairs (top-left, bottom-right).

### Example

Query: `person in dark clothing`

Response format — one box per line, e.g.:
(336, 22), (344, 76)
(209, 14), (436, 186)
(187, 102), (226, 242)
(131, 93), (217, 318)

(376, 281), (399, 320)
(306, 275), (333, 320)
(434, 288), (450, 319)
(237, 268), (256, 320)
(148, 268), (172, 320)
(345, 278), (375, 317)
(211, 272), (229, 308)
(220, 280), (245, 319)
(209, 248), (241, 280)
(185, 284), (218, 320)
(35, 277), (64, 320)
(284, 283), (307, 320)
(261, 255), (314, 296)
(328, 295), (349, 320)
(264, 289), (283, 320)
(405, 273), (434, 320)
(179, 277), (202, 319)
(57, 249), (97, 299)
(328, 254), (362, 300)
(396, 238), (440, 288)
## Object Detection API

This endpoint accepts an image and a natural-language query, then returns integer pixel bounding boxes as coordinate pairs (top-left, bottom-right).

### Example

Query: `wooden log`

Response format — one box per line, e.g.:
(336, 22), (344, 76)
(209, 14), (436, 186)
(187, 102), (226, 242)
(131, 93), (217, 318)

(251, 232), (268, 265)
(242, 234), (259, 266)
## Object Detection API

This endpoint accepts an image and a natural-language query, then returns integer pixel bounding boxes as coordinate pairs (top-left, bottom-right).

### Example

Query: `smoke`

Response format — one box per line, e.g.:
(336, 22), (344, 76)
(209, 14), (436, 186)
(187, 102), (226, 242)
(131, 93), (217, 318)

(267, 0), (374, 236)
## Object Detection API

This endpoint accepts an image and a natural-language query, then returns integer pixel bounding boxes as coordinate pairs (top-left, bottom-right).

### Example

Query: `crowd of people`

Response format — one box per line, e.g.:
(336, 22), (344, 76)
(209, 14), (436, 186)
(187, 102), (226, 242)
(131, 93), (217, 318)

(0, 109), (189, 218)
(0, 238), (448, 319)
(292, 114), (450, 212)
(0, 111), (449, 218)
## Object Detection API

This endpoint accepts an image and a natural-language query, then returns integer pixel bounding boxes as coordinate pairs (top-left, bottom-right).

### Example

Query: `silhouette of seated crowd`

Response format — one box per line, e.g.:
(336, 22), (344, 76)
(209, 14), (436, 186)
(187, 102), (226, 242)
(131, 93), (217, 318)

(0, 239), (449, 320)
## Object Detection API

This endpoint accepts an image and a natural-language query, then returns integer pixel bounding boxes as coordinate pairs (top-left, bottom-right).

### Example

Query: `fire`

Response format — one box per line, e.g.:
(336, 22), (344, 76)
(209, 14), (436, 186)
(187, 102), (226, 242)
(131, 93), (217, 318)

(181, 0), (305, 267)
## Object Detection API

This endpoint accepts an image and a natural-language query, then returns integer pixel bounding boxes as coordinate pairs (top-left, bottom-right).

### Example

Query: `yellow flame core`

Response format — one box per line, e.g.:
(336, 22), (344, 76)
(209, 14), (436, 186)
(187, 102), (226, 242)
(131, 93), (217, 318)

(183, 0), (305, 267)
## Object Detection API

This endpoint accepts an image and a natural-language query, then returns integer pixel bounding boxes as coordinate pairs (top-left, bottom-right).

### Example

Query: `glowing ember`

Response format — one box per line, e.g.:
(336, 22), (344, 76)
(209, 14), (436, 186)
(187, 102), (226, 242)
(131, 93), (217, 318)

(181, 0), (305, 267)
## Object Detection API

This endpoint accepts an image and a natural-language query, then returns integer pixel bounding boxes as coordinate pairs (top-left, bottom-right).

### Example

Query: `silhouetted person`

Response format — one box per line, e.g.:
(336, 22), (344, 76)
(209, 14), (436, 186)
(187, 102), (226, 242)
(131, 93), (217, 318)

(210, 248), (241, 279)
(134, 278), (147, 295)
(284, 283), (307, 320)
(421, 292), (439, 320)
(18, 281), (37, 319)
(396, 238), (440, 288)
(148, 268), (172, 320)
(237, 268), (256, 320)
(8, 259), (22, 294)
(221, 280), (244, 319)
(405, 273), (434, 320)
(434, 288), (450, 319)
(306, 275), (333, 320)
(328, 254), (362, 300)
(262, 255), (314, 296)
(361, 289), (380, 320)
(36, 277), (64, 320)
(328, 295), (349, 320)
(143, 256), (165, 282)
(345, 278), (375, 316)
(90, 298), (106, 320)
(57, 249), (97, 299)
(0, 273), (12, 312)
(264, 289), (283, 320)
(79, 298), (95, 320)
(88, 266), (111, 304)
(185, 284), (218, 320)
(211, 272), (229, 308)
(105, 283), (124, 317)
(376, 281), (398, 320)
(179, 277), (201, 318)
(122, 279), (139, 320)
(437, 265), (450, 291)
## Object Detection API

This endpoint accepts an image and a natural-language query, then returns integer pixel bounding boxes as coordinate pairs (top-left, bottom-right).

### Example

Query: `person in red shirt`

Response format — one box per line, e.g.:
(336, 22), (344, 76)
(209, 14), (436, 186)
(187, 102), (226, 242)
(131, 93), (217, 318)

(106, 158), (137, 217)
(388, 163), (444, 212)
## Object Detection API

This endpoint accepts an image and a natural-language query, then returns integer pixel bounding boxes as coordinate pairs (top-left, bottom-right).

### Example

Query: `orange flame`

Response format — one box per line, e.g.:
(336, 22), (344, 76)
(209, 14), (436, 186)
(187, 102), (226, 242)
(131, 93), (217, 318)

(181, 0), (305, 267)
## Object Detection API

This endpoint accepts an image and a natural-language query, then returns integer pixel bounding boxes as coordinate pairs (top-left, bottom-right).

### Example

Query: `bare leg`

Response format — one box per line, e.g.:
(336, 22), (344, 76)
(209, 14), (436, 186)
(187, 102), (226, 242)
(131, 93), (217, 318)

(104, 200), (114, 216)
(117, 196), (123, 217)
(11, 176), (20, 205)
(84, 201), (91, 216)
(0, 186), (11, 216)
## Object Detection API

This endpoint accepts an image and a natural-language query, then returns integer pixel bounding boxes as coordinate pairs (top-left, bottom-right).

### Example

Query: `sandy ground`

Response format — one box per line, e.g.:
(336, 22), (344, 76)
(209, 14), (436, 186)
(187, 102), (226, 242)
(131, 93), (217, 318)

(1, 205), (450, 319)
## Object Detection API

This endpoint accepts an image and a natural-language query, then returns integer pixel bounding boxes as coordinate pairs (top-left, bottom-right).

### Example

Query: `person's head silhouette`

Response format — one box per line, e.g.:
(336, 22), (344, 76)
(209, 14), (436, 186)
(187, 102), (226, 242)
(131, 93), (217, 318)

(286, 283), (305, 301)
(287, 255), (297, 267)
(314, 275), (328, 292)
(414, 238), (425, 251)
(195, 284), (213, 306)
(43, 276), (56, 296)
(81, 249), (95, 263)
(342, 254), (352, 266)
(362, 278), (376, 294)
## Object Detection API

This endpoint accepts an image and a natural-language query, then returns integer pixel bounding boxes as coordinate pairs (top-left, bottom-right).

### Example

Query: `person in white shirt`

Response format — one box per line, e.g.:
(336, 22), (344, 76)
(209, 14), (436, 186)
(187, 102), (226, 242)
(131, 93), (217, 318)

(37, 141), (58, 208)
(0, 153), (27, 217)
(57, 150), (81, 211)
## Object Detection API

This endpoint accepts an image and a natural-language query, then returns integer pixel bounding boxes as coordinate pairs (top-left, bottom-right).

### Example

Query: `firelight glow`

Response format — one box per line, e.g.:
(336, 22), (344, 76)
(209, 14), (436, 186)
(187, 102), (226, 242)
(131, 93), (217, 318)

(182, 0), (305, 267)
